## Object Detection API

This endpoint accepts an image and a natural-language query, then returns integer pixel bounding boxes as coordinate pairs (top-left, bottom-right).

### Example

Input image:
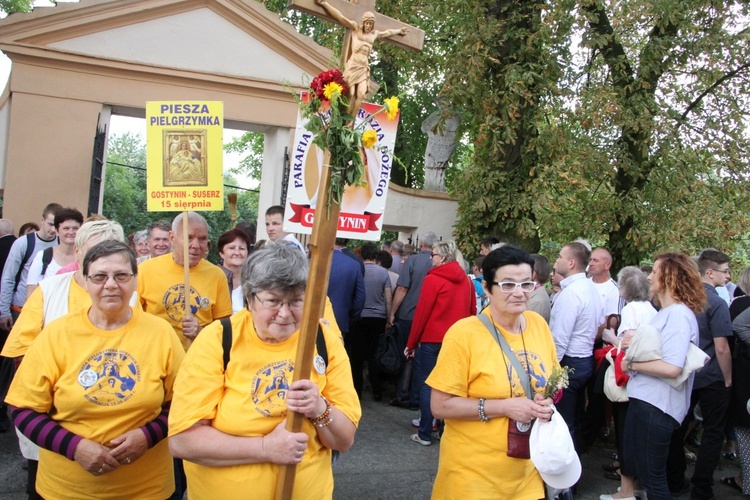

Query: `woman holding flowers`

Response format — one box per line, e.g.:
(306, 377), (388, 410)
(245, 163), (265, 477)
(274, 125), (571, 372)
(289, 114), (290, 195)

(427, 245), (558, 499)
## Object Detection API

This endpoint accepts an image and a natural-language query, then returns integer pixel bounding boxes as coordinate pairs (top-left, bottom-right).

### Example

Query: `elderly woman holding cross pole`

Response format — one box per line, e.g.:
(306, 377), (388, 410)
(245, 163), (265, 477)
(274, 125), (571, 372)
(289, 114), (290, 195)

(168, 244), (361, 499)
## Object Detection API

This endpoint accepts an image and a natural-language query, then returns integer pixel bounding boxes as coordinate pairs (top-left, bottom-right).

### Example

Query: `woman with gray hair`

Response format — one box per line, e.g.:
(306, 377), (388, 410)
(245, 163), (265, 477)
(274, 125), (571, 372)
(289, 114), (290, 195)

(600, 267), (657, 500)
(168, 243), (361, 499)
(404, 240), (476, 446)
(133, 230), (150, 258)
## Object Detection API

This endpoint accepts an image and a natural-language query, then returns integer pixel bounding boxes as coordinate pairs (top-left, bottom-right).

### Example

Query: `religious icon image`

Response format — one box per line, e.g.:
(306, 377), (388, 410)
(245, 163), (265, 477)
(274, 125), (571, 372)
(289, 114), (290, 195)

(163, 130), (208, 186)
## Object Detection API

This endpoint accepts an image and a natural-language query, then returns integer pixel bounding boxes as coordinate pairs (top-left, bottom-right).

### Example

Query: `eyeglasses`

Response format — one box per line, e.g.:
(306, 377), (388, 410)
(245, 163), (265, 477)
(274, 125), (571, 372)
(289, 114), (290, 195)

(490, 281), (536, 293)
(85, 273), (134, 285)
(253, 294), (305, 312)
(711, 268), (730, 275)
(431, 253), (441, 258)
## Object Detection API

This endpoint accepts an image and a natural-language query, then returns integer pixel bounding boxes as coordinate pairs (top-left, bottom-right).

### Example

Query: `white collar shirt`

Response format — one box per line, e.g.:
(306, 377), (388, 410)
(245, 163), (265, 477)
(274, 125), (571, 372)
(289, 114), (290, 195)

(550, 272), (604, 360)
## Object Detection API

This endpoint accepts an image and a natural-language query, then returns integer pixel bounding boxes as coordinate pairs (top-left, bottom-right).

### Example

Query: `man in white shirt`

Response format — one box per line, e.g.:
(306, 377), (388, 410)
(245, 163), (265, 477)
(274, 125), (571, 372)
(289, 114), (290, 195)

(550, 241), (604, 452)
(588, 248), (624, 316)
(264, 205), (306, 255)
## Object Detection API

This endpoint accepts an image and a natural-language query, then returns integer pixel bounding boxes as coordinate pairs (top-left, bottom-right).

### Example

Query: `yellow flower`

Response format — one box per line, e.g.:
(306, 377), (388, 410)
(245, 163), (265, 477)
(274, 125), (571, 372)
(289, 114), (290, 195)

(362, 130), (378, 149)
(384, 96), (400, 120)
(323, 82), (343, 100)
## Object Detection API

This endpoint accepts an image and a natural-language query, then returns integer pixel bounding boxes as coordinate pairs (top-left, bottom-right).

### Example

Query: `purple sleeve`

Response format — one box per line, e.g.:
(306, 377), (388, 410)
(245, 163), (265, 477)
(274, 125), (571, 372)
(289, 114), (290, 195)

(10, 406), (83, 461)
(139, 405), (170, 448)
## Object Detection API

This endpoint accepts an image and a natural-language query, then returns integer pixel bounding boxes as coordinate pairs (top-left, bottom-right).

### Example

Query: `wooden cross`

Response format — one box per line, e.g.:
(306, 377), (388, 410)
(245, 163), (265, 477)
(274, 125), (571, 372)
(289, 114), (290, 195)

(275, 2), (423, 499)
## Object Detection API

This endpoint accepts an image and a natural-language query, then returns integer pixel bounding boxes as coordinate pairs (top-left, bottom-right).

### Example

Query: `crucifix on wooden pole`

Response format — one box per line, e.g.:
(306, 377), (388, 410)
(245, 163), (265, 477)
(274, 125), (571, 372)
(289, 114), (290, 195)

(275, 1), (424, 499)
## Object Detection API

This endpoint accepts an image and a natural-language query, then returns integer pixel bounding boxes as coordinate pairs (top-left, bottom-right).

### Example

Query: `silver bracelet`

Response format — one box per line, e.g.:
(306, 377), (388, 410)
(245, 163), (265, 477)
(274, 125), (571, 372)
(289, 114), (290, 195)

(478, 398), (489, 423)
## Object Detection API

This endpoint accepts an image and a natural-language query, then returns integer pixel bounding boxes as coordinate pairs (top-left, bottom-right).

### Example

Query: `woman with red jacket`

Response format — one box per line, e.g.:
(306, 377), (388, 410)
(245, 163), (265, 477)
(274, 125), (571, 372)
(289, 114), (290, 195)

(404, 241), (476, 445)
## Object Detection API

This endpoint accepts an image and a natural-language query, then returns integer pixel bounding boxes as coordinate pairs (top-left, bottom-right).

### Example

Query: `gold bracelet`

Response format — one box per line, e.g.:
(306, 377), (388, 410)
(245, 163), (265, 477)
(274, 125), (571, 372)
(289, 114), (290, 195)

(309, 395), (333, 428)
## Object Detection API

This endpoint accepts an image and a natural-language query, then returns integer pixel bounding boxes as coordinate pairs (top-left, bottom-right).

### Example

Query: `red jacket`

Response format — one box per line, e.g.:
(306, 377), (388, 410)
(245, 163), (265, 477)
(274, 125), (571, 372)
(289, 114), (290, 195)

(406, 260), (477, 349)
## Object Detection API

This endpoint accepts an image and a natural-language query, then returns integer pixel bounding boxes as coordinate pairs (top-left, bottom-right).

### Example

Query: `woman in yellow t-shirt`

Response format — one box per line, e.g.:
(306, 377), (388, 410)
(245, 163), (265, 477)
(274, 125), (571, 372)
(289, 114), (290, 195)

(5, 240), (184, 499)
(427, 245), (559, 499)
(169, 244), (361, 500)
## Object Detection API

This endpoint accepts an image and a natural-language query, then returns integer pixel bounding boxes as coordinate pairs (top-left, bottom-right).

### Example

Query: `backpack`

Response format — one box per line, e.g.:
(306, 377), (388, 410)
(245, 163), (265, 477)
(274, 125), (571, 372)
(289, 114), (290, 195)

(12, 233), (36, 293)
(219, 318), (328, 371)
(40, 247), (54, 278)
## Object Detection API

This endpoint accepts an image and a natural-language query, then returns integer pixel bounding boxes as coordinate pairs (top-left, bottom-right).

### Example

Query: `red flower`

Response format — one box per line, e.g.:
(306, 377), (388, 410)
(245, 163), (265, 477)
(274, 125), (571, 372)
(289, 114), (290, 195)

(311, 69), (348, 101)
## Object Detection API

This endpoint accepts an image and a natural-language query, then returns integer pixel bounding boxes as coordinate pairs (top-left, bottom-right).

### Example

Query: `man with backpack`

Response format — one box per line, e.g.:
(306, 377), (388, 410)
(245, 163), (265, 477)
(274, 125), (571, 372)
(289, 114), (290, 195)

(0, 203), (60, 330)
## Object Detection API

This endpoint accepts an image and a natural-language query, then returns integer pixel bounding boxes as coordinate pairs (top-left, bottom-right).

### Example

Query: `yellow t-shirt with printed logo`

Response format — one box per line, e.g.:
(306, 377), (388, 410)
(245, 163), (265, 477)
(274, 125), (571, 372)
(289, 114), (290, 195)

(5, 307), (185, 500)
(426, 310), (560, 500)
(137, 253), (233, 349)
(168, 308), (361, 500)
(1, 277), (90, 358)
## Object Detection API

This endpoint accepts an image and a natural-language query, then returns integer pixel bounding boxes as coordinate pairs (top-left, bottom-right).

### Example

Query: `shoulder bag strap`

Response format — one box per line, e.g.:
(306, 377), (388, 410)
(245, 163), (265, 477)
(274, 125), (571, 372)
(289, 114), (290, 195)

(477, 313), (533, 399)
(220, 317), (233, 372)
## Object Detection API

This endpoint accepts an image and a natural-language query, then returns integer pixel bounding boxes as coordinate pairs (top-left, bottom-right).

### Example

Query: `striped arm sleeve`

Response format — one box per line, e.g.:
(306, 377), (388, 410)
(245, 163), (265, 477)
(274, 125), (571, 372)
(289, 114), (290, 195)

(139, 405), (170, 448)
(10, 406), (83, 461)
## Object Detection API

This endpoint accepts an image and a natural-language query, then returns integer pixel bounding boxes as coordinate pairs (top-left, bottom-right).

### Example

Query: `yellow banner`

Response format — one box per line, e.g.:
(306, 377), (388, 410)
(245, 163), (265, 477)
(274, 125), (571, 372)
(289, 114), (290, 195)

(146, 101), (224, 211)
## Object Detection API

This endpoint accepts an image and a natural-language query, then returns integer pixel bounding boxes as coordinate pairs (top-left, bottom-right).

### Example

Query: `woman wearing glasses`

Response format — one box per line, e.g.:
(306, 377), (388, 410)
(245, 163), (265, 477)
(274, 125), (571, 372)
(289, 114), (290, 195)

(5, 240), (184, 499)
(427, 245), (558, 499)
(168, 244), (360, 499)
(404, 240), (476, 446)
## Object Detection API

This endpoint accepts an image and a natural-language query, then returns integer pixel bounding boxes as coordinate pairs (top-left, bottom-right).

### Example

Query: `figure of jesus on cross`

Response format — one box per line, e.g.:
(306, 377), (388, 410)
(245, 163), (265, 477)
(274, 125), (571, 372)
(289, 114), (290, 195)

(315, 0), (407, 114)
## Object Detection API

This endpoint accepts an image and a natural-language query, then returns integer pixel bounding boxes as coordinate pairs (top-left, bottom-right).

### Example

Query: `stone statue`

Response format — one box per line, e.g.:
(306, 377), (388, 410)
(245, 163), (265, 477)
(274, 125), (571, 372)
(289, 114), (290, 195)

(315, 0), (407, 115)
(422, 106), (460, 191)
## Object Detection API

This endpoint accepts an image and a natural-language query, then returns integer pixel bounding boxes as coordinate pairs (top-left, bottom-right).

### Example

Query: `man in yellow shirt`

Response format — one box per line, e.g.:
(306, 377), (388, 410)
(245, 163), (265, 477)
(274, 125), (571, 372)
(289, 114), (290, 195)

(137, 211), (232, 500)
(137, 211), (232, 350)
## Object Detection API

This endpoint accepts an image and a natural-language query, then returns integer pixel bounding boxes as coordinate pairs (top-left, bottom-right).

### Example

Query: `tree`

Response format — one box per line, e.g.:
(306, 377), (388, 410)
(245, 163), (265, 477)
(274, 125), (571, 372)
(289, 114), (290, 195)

(542, 0), (750, 268)
(421, 0), (750, 267)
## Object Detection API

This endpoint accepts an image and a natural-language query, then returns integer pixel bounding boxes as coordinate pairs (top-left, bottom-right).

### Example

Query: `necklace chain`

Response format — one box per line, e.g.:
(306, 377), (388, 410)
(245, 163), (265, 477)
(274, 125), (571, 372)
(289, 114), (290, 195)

(492, 316), (531, 398)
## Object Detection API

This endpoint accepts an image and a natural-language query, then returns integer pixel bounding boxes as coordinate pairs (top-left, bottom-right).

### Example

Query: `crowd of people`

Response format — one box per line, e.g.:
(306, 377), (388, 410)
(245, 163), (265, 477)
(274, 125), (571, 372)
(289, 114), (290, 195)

(0, 202), (745, 499)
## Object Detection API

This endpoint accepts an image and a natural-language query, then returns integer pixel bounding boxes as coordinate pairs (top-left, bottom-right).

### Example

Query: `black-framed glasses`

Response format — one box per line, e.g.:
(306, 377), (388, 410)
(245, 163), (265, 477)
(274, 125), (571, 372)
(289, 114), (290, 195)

(85, 273), (134, 285)
(253, 294), (305, 312)
(431, 253), (441, 258)
(490, 281), (536, 293)
(710, 268), (730, 275)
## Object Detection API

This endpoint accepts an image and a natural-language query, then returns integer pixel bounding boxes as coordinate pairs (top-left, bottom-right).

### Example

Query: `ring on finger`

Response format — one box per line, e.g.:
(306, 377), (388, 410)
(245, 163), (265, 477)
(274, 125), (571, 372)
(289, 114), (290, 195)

(97, 467), (103, 474)
(125, 457), (131, 464)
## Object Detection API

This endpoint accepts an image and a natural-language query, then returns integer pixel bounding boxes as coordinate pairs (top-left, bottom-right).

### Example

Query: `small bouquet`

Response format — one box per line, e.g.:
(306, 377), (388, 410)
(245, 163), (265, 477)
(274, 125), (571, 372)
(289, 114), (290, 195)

(543, 366), (574, 399)
(298, 69), (400, 208)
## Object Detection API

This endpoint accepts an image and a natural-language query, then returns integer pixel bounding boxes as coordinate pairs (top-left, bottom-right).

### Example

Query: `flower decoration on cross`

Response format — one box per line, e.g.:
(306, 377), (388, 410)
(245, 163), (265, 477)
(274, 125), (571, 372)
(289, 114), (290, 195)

(299, 68), (400, 208)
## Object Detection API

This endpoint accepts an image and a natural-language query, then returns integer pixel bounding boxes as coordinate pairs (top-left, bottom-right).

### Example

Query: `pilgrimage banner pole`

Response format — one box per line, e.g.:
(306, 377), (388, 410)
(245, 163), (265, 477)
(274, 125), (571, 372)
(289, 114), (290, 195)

(182, 210), (192, 348)
(276, 2), (423, 498)
(275, 149), (339, 498)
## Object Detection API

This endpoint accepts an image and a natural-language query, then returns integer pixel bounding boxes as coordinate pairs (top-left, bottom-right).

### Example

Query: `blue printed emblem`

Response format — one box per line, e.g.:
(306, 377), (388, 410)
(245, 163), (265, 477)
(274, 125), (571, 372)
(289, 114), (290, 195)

(79, 349), (140, 406)
(162, 284), (209, 322)
(251, 359), (294, 417)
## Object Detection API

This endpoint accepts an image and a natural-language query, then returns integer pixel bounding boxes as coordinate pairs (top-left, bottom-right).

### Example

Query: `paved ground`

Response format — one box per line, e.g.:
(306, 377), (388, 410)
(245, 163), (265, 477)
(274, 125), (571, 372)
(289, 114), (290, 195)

(0, 397), (745, 499)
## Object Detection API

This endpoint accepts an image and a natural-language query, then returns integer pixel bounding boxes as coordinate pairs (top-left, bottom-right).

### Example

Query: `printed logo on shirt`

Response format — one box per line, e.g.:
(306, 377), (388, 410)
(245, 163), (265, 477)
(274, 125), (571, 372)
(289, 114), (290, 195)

(78, 349), (141, 406)
(505, 350), (549, 396)
(161, 284), (210, 322)
(251, 359), (294, 417)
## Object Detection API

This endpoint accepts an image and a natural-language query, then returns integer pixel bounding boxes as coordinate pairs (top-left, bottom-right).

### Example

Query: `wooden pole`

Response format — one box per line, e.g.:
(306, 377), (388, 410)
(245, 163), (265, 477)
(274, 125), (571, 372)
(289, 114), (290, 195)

(228, 193), (238, 227)
(182, 211), (192, 349)
(274, 151), (339, 499)
(277, 3), (423, 498)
